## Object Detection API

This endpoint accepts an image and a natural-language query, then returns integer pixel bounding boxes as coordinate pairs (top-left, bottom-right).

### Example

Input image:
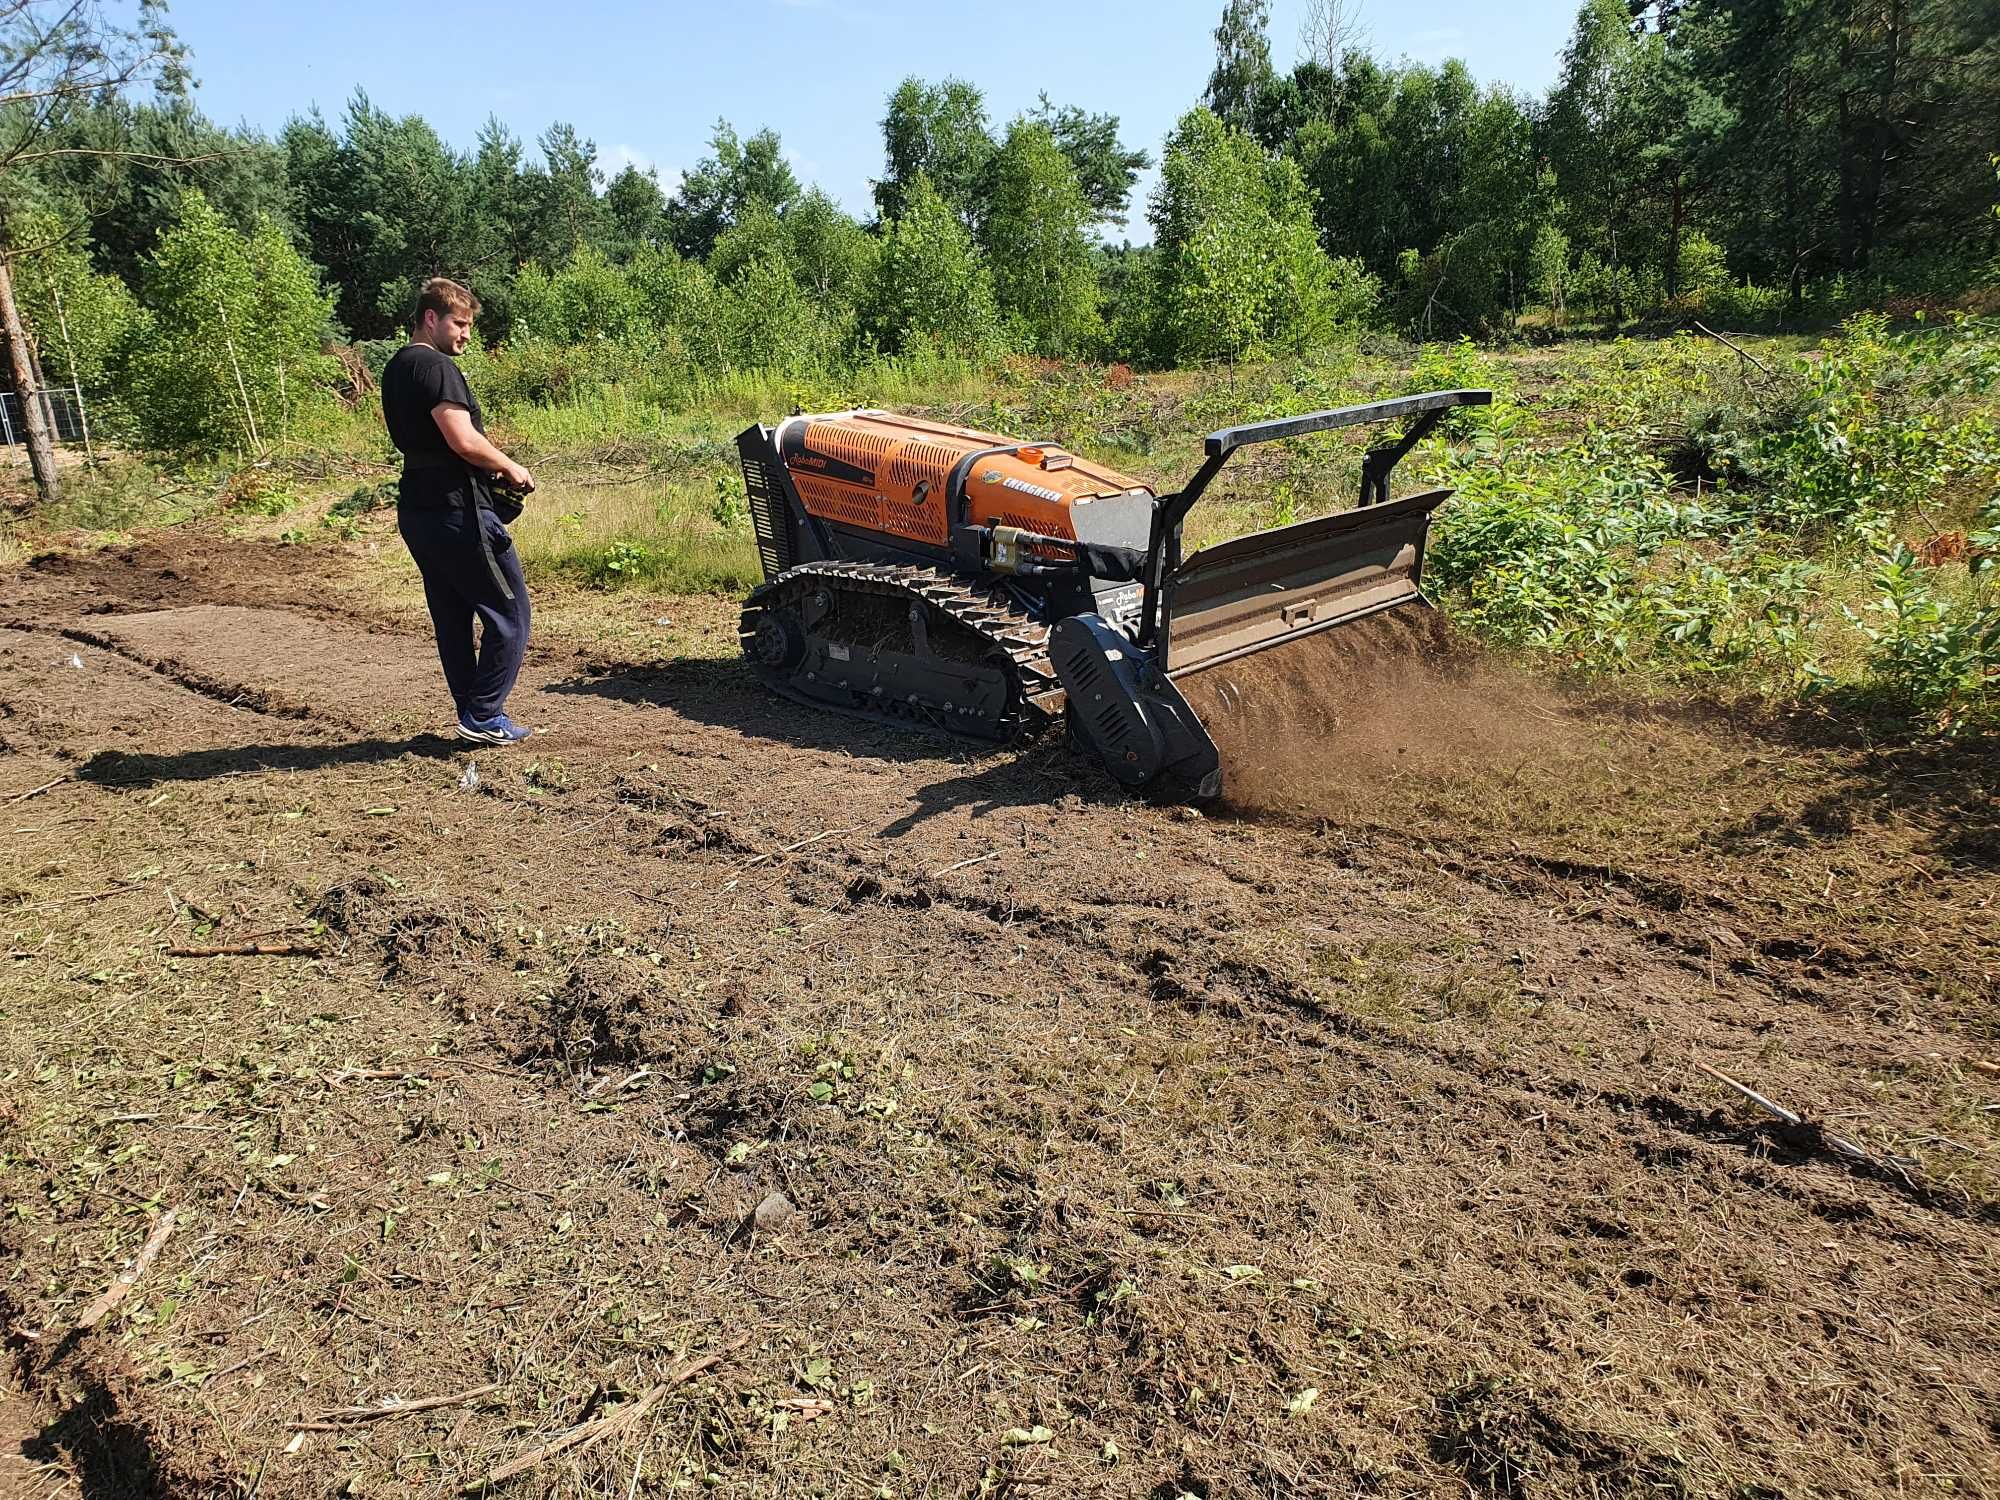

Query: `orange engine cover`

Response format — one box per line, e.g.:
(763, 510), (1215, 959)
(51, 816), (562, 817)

(774, 410), (1152, 553)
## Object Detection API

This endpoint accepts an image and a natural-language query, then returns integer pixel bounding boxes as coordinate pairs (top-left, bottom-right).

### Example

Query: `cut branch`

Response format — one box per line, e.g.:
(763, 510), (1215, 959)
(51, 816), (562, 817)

(76, 1208), (176, 1329)
(164, 941), (322, 959)
(466, 1339), (744, 1491)
(293, 1381), (506, 1431)
(1692, 320), (1777, 379)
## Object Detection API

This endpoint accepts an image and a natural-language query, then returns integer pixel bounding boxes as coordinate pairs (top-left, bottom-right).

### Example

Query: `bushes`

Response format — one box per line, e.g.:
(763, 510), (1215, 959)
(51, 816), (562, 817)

(1846, 531), (1999, 729)
(861, 176), (1003, 360)
(1675, 314), (2000, 533)
(1417, 316), (2000, 726)
(121, 192), (338, 453)
(1144, 109), (1364, 363)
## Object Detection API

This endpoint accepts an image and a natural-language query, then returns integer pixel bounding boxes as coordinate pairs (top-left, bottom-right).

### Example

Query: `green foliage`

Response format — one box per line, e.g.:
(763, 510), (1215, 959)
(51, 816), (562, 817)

(1024, 95), (1150, 230)
(874, 78), (995, 231)
(1147, 109), (1361, 363)
(527, 122), (609, 267)
(1686, 315), (2000, 533)
(1845, 531), (1999, 730)
(1287, 56), (1550, 335)
(1545, 0), (1659, 324)
(873, 79), (1149, 239)
(1414, 316), (2000, 726)
(1690, 0), (1999, 291)
(707, 198), (792, 288)
(782, 190), (879, 309)
(280, 94), (477, 340)
(9, 212), (145, 392)
(985, 122), (1102, 357)
(602, 162), (667, 259)
(863, 176), (1003, 360)
(666, 120), (800, 260)
(1426, 421), (1826, 679)
(723, 254), (833, 375)
(1674, 232), (1731, 308)
(329, 481), (397, 520)
(711, 472), (749, 531)
(122, 191), (338, 453)
(1203, 0), (1275, 134)
(511, 244), (640, 343)
(628, 247), (729, 370)
(1526, 223), (1570, 322)
(35, 99), (289, 289)
(710, 189), (876, 323)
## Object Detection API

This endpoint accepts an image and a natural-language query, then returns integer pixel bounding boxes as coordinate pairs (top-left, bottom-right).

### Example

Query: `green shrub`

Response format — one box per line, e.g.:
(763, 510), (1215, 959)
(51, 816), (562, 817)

(862, 175), (1005, 360)
(1845, 513), (1999, 730)
(121, 192), (340, 454)
(1674, 231), (1731, 307)
(1684, 314), (2000, 533)
(710, 472), (749, 530)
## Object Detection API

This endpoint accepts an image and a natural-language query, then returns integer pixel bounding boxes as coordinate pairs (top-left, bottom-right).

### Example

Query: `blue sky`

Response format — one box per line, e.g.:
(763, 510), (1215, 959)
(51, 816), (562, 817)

(168, 0), (1579, 238)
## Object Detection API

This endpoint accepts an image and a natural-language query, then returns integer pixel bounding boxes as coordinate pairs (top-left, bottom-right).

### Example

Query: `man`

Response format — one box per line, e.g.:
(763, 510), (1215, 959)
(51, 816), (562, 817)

(381, 278), (538, 745)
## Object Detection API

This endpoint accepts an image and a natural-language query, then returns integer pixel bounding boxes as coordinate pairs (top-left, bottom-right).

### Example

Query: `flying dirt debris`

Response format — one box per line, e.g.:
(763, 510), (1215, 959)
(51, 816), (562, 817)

(735, 388), (1490, 799)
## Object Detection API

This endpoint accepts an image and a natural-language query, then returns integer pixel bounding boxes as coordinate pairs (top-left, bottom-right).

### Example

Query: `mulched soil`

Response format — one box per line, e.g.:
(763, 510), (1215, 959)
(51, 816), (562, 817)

(0, 528), (1994, 1499)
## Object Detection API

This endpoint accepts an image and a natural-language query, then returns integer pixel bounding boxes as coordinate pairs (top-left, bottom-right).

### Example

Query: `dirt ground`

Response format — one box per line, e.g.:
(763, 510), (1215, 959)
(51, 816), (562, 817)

(0, 525), (1995, 1499)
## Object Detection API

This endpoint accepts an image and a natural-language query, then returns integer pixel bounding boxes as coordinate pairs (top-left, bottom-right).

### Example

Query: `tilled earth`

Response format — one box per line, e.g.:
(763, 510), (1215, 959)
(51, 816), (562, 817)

(0, 531), (1995, 1499)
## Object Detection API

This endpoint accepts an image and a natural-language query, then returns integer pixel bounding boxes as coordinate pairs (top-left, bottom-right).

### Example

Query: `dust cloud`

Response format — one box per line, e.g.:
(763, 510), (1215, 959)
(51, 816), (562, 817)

(1187, 605), (1569, 818)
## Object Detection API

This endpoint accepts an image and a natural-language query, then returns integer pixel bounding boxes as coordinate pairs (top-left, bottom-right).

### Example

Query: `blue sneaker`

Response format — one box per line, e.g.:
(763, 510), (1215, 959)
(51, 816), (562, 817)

(457, 712), (533, 745)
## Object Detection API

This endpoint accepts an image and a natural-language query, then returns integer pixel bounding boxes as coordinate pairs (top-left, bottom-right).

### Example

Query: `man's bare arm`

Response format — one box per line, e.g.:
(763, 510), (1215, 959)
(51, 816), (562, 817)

(432, 404), (534, 492)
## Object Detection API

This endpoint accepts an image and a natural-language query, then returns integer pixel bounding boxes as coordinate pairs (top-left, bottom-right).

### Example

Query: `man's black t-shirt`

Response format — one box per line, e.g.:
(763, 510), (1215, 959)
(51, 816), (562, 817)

(382, 344), (483, 507)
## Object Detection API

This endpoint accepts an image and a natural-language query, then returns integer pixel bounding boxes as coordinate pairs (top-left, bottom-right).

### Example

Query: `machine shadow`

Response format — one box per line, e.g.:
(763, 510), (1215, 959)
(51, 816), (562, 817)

(77, 734), (461, 788)
(544, 658), (1122, 836)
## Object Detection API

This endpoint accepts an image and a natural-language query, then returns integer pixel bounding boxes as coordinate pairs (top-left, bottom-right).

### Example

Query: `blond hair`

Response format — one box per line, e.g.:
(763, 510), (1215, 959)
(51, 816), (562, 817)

(413, 277), (480, 329)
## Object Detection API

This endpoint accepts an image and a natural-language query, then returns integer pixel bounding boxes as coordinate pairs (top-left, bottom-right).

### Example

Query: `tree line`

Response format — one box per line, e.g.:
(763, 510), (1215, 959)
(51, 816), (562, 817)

(1, 0), (1995, 479)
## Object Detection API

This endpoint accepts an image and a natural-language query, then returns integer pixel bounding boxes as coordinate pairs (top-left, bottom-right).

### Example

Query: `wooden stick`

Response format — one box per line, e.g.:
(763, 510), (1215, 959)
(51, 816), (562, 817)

(466, 1340), (742, 1491)
(1694, 1061), (1801, 1126)
(736, 826), (863, 872)
(1692, 320), (1776, 378)
(28, 884), (137, 911)
(930, 850), (1002, 878)
(324, 1067), (432, 1086)
(4, 775), (66, 803)
(164, 941), (322, 959)
(294, 1381), (505, 1431)
(1695, 1061), (1901, 1173)
(77, 1208), (177, 1329)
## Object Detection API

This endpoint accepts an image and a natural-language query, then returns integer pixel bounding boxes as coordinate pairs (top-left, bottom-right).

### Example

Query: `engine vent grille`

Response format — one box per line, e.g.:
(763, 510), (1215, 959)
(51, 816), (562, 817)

(806, 423), (894, 478)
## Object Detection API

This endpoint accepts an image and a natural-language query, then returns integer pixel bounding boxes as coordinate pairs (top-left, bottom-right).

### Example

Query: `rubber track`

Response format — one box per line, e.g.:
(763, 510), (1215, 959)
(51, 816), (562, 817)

(739, 561), (1065, 744)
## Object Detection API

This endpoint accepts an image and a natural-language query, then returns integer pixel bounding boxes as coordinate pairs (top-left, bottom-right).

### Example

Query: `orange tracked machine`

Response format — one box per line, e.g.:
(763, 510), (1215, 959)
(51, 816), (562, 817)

(736, 390), (1489, 798)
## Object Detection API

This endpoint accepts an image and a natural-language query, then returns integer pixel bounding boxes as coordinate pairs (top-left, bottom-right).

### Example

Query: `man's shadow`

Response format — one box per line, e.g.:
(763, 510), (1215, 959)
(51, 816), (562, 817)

(77, 734), (461, 788)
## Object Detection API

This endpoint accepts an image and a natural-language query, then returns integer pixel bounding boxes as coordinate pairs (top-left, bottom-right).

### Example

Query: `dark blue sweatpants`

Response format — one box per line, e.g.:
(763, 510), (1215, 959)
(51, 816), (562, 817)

(398, 505), (531, 723)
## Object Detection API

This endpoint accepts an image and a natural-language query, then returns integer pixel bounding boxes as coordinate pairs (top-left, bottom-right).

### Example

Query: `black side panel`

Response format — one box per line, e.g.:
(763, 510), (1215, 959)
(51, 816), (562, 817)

(737, 424), (831, 581)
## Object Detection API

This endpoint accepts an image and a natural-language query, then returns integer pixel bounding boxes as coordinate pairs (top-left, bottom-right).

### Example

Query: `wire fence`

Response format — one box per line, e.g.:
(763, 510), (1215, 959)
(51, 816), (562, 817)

(0, 387), (93, 452)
